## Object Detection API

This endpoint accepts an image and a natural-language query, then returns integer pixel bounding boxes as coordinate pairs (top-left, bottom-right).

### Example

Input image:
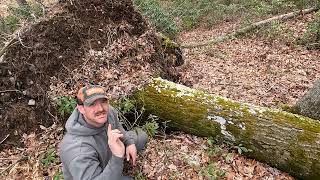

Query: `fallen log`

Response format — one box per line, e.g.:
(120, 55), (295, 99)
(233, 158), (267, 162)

(181, 6), (319, 48)
(137, 78), (320, 179)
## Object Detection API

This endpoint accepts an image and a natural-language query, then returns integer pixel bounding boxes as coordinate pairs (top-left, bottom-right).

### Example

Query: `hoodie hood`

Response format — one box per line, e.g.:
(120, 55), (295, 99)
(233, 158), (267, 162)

(65, 108), (106, 135)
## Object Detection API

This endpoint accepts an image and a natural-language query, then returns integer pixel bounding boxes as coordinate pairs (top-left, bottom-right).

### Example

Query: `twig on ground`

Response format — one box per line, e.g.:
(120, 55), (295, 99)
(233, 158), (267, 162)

(46, 110), (58, 122)
(0, 134), (10, 144)
(17, 29), (32, 49)
(0, 37), (16, 58)
(0, 158), (20, 161)
(0, 89), (22, 93)
(0, 156), (28, 176)
(61, 63), (71, 73)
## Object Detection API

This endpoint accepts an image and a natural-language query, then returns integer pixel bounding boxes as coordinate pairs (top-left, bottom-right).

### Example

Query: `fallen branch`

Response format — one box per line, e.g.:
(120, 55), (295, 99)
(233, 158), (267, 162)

(46, 110), (58, 123)
(0, 156), (28, 176)
(0, 37), (16, 58)
(0, 89), (22, 93)
(17, 29), (32, 49)
(0, 134), (10, 144)
(0, 158), (20, 161)
(181, 6), (319, 48)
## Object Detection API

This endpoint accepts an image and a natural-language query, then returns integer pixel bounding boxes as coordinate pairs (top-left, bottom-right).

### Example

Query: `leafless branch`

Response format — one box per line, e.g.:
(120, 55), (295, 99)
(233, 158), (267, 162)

(0, 134), (10, 144)
(0, 89), (22, 93)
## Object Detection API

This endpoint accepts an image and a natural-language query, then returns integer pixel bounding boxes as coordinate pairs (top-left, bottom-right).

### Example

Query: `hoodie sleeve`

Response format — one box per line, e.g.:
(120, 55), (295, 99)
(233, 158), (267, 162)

(109, 106), (135, 147)
(68, 151), (124, 180)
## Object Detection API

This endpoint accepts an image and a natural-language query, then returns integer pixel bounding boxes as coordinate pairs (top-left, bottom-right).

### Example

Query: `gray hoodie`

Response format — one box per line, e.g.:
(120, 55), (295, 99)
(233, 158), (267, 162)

(59, 106), (135, 180)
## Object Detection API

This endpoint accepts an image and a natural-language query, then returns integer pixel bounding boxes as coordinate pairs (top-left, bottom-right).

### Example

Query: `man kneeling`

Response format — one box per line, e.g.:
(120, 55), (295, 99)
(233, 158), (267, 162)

(59, 85), (148, 180)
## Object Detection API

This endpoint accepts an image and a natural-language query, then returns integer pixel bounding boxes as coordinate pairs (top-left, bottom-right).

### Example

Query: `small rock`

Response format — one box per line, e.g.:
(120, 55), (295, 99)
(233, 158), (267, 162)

(22, 90), (27, 95)
(186, 155), (200, 167)
(9, 77), (15, 84)
(28, 64), (36, 72)
(89, 49), (95, 56)
(180, 145), (188, 152)
(168, 164), (177, 171)
(28, 99), (36, 106)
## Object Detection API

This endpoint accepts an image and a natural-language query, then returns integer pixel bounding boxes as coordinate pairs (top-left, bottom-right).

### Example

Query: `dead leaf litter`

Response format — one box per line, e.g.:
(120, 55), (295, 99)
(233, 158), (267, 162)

(1, 4), (319, 180)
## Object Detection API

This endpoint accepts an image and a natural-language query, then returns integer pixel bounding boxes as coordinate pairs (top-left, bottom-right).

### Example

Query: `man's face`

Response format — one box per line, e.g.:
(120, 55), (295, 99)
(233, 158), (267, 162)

(78, 98), (109, 127)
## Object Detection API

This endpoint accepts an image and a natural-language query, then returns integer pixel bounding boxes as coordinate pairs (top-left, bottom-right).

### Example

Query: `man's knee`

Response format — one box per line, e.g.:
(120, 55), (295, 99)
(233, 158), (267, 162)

(127, 129), (148, 151)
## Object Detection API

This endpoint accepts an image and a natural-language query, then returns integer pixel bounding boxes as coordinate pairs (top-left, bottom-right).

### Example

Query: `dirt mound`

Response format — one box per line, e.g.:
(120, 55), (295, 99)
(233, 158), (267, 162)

(0, 0), (183, 147)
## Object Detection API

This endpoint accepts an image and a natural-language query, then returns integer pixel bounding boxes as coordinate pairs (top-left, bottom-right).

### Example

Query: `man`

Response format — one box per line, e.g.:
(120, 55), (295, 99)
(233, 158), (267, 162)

(59, 85), (148, 180)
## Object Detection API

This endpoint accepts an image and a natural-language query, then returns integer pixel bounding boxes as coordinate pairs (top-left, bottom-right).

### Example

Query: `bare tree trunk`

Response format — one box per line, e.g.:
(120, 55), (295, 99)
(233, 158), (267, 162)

(137, 78), (320, 179)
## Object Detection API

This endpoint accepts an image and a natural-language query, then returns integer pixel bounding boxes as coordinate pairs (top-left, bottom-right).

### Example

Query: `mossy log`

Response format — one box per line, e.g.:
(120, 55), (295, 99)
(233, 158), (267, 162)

(137, 78), (320, 179)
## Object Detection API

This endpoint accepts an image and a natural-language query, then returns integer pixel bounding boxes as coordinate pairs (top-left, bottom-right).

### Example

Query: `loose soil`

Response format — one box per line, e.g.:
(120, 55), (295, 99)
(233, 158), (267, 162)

(0, 0), (181, 147)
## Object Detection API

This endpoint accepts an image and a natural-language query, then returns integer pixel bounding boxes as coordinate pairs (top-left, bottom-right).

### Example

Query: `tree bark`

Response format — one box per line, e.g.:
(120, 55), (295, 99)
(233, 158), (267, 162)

(181, 6), (319, 48)
(137, 78), (320, 180)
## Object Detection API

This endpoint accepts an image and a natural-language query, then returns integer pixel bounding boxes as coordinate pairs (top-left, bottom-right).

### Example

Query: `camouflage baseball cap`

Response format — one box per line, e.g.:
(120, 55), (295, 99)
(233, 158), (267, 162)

(77, 85), (108, 106)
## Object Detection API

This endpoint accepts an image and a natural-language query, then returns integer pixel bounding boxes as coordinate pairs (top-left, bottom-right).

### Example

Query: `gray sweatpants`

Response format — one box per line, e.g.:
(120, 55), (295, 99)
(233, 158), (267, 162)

(127, 129), (148, 151)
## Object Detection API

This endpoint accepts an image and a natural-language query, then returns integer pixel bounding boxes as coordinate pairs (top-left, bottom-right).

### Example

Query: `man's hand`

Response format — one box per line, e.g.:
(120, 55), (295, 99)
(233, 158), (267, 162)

(126, 144), (137, 166)
(107, 124), (125, 158)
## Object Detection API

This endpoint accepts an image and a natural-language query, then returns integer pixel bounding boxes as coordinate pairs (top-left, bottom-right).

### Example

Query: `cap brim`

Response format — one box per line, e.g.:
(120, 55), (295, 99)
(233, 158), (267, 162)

(83, 95), (108, 106)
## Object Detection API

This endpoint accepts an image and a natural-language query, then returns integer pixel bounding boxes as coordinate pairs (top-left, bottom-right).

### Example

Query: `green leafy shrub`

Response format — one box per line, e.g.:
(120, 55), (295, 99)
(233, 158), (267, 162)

(41, 149), (57, 167)
(8, 3), (44, 21)
(250, 0), (295, 17)
(254, 20), (294, 43)
(156, 0), (313, 31)
(0, 15), (19, 33)
(133, 0), (179, 38)
(168, 0), (220, 29)
(133, 169), (148, 180)
(233, 144), (252, 154)
(199, 163), (226, 180)
(132, 0), (315, 34)
(57, 96), (77, 117)
(142, 115), (159, 137)
(298, 11), (320, 49)
(53, 170), (64, 180)
(113, 97), (136, 114)
(0, 2), (44, 32)
(112, 96), (144, 130)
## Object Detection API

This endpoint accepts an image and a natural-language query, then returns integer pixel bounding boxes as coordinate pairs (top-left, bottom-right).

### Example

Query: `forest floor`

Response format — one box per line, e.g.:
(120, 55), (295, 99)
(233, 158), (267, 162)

(178, 13), (320, 109)
(1, 1), (319, 180)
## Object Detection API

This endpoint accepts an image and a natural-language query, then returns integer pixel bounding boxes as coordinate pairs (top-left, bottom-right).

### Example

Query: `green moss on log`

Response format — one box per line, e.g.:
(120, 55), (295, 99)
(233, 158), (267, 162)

(136, 77), (320, 179)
